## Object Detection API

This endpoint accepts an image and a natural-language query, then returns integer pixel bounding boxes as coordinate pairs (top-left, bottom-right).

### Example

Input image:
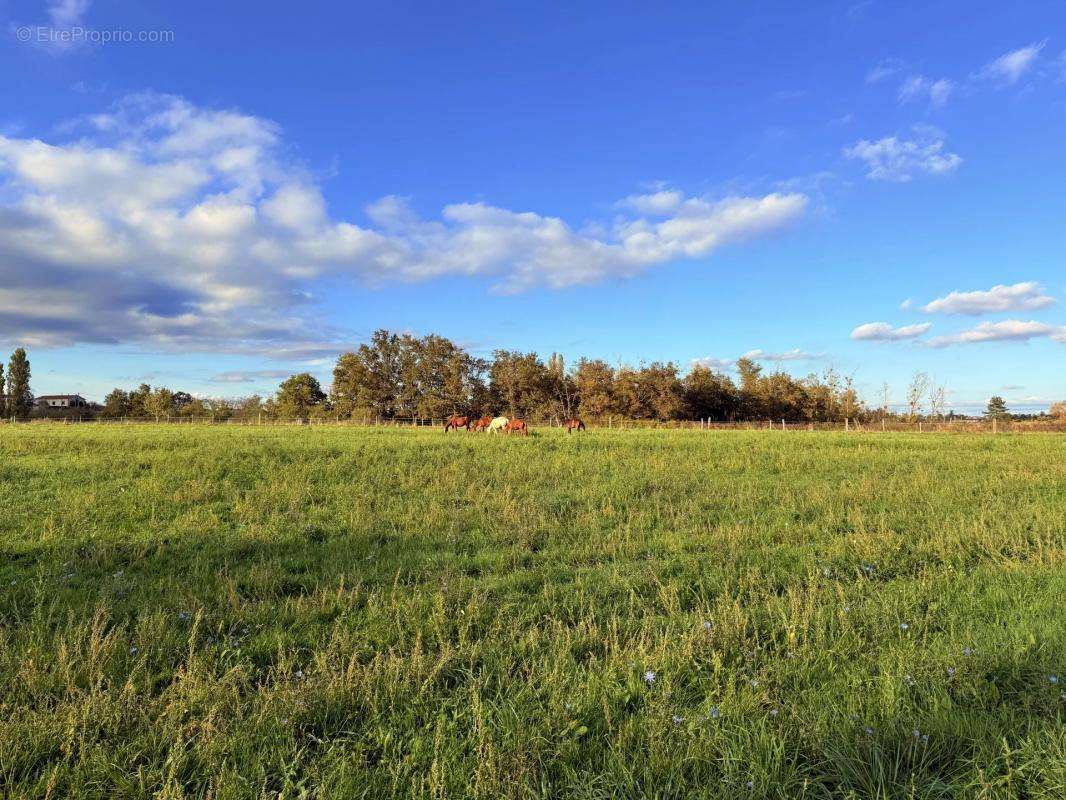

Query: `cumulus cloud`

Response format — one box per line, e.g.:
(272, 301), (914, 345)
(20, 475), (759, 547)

(208, 370), (292, 384)
(898, 75), (953, 107)
(920, 282), (1056, 315)
(976, 41), (1046, 86)
(0, 93), (808, 353)
(844, 126), (962, 182)
(850, 321), (932, 341)
(926, 319), (1066, 347)
(692, 349), (819, 370)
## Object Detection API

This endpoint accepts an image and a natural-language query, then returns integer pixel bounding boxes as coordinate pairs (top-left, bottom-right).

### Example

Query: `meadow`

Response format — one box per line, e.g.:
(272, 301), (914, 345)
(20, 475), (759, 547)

(0, 424), (1063, 799)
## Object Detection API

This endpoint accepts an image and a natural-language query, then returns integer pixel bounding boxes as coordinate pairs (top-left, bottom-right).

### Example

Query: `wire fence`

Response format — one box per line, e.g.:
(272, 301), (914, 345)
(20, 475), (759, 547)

(6, 414), (1065, 434)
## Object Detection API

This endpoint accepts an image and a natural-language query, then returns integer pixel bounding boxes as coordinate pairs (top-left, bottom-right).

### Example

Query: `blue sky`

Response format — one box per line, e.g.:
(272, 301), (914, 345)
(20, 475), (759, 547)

(1, 1), (1064, 412)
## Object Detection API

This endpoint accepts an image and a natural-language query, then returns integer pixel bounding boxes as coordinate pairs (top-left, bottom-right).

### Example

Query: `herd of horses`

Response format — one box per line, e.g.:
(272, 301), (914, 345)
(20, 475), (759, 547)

(444, 415), (586, 435)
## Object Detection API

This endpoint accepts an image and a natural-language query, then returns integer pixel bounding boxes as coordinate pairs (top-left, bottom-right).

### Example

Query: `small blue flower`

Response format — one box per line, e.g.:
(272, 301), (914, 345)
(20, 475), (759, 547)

(946, 667), (956, 678)
(644, 670), (656, 685)
(702, 620), (713, 631)
(770, 707), (779, 717)
(962, 647), (973, 656)
(129, 646), (138, 654)
(750, 679), (758, 688)
(672, 714), (684, 725)
(1048, 675), (1059, 685)
(904, 674), (915, 686)
(294, 670), (304, 679)
(708, 706), (721, 719)
(865, 726), (874, 736)
(912, 728), (921, 739)
(899, 623), (909, 631)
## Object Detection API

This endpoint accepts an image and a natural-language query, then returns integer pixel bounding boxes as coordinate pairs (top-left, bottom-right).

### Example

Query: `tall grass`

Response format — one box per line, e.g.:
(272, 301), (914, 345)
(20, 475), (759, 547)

(0, 426), (1063, 798)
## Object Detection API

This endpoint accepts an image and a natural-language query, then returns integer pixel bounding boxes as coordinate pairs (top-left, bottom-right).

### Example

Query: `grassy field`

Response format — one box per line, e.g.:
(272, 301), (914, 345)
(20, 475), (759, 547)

(0, 425), (1063, 799)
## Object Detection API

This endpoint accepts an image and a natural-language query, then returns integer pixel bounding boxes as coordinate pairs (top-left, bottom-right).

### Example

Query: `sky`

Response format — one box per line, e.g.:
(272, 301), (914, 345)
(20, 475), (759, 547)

(1, 1), (1064, 413)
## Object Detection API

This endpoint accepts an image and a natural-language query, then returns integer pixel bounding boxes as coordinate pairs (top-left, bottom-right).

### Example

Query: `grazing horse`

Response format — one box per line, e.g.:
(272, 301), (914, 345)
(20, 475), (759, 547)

(472, 415), (493, 432)
(444, 415), (470, 432)
(504, 418), (529, 436)
(487, 416), (509, 434)
(564, 417), (586, 433)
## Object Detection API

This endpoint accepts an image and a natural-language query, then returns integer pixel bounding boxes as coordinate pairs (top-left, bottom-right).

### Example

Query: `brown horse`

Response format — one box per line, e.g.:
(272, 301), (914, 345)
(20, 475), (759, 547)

(444, 415), (471, 432)
(504, 418), (529, 436)
(472, 415), (493, 432)
(564, 417), (586, 433)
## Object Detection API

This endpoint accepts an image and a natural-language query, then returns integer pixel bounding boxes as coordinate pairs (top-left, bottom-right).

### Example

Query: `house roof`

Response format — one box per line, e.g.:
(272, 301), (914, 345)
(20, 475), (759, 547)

(36, 394), (87, 400)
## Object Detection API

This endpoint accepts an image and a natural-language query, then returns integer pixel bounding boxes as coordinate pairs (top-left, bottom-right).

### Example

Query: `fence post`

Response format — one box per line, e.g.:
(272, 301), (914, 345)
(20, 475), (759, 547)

(992, 417), (997, 434)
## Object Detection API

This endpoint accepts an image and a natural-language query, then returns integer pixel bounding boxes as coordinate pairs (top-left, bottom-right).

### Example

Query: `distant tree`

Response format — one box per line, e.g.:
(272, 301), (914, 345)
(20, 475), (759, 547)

(576, 359), (615, 420)
(100, 389), (131, 419)
(277, 373), (327, 419)
(735, 357), (764, 418)
(128, 384), (152, 418)
(0, 362), (5, 418)
(906, 372), (929, 421)
(639, 362), (684, 420)
(1051, 401), (1066, 421)
(683, 364), (738, 420)
(7, 348), (32, 419)
(985, 395), (1009, 419)
(489, 350), (547, 417)
(331, 329), (405, 418)
(144, 387), (175, 421)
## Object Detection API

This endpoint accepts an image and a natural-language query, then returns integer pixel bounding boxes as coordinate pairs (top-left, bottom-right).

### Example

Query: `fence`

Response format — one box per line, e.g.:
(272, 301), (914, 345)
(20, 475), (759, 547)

(5, 414), (1065, 434)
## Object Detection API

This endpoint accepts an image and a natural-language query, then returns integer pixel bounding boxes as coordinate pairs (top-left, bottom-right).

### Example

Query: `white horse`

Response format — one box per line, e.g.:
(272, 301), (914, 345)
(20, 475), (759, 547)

(487, 416), (509, 434)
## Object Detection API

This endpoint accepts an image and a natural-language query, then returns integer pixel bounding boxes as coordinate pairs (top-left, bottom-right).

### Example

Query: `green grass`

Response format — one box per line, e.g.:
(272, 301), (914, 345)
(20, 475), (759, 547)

(0, 425), (1063, 799)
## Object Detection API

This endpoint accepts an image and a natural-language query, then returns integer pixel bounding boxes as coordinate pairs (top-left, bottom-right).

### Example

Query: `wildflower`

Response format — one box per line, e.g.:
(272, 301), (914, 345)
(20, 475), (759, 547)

(294, 670), (304, 679)
(750, 679), (758, 688)
(904, 674), (915, 686)
(946, 667), (956, 678)
(770, 708), (779, 717)
(114, 570), (124, 577)
(962, 647), (973, 656)
(643, 670), (656, 686)
(865, 726), (874, 736)
(922, 734), (929, 743)
(672, 715), (684, 726)
(899, 623), (909, 631)
(842, 604), (850, 613)
(1048, 675), (1059, 685)
(822, 567), (831, 577)
(746, 780), (754, 790)
(708, 707), (721, 719)
(702, 620), (713, 631)
(912, 728), (921, 739)
(129, 646), (138, 654)
(178, 611), (190, 621)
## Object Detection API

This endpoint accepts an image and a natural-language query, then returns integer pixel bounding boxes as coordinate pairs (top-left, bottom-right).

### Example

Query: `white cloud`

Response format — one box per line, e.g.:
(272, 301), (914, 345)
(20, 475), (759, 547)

(926, 319), (1066, 347)
(976, 41), (1046, 86)
(48, 0), (91, 28)
(844, 127), (961, 182)
(898, 75), (953, 107)
(850, 321), (932, 341)
(0, 93), (808, 352)
(209, 370), (292, 384)
(691, 349), (819, 370)
(921, 282), (1056, 315)
(866, 59), (904, 84)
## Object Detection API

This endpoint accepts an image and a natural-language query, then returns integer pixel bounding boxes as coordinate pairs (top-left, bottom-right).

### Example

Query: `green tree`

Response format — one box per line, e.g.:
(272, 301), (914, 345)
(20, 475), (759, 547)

(985, 395), (1009, 419)
(683, 365), (738, 420)
(576, 359), (615, 420)
(100, 389), (130, 419)
(277, 373), (327, 419)
(0, 362), (5, 418)
(128, 384), (152, 419)
(7, 348), (32, 419)
(331, 330), (405, 418)
(144, 387), (175, 421)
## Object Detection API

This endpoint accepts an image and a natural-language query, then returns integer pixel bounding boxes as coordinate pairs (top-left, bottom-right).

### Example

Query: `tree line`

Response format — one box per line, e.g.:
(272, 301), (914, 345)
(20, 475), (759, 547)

(6, 334), (1062, 424)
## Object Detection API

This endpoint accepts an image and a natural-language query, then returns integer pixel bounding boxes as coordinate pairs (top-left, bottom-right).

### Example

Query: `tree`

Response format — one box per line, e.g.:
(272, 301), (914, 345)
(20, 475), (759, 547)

(1051, 401), (1066, 421)
(144, 387), (175, 421)
(906, 372), (929, 421)
(576, 359), (615, 420)
(331, 329), (405, 419)
(683, 364), (738, 421)
(0, 362), (5, 418)
(985, 395), (1009, 419)
(128, 384), (152, 418)
(101, 389), (131, 419)
(7, 348), (32, 419)
(277, 373), (327, 419)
